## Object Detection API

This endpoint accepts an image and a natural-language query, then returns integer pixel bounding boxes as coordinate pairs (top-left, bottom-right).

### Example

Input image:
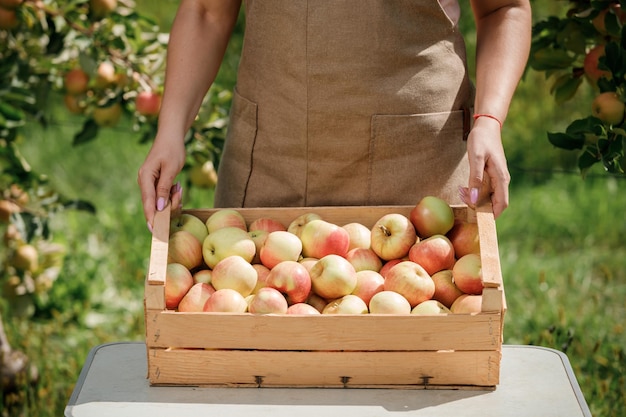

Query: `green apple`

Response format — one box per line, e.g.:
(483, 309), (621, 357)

(170, 213), (208, 244)
(202, 226), (256, 269)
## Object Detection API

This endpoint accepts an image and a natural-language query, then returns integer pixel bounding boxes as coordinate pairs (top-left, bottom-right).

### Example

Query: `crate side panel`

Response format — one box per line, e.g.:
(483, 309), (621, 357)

(145, 311), (502, 351)
(148, 348), (501, 388)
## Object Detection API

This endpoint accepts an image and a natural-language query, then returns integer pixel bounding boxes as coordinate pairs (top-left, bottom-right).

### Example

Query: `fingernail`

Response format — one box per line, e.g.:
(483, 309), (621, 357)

(177, 185), (183, 199)
(157, 197), (165, 211)
(147, 221), (153, 233)
(470, 188), (479, 204)
(173, 181), (181, 193)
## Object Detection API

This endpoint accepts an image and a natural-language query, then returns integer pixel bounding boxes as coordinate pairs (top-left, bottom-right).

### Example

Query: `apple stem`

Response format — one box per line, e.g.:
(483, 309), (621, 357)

(379, 225), (392, 237)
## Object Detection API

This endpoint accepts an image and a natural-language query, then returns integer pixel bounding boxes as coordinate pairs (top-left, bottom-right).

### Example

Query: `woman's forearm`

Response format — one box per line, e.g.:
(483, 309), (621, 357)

(470, 0), (532, 124)
(157, 0), (242, 138)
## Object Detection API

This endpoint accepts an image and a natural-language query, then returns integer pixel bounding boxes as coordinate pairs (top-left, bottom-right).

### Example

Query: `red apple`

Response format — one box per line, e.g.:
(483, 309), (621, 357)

(177, 282), (215, 312)
(379, 258), (404, 278)
(210, 255), (258, 297)
(368, 291), (412, 314)
(251, 263), (271, 293)
(259, 230), (303, 269)
(345, 247), (383, 272)
(411, 299), (450, 315)
(408, 234), (455, 275)
(249, 217), (287, 233)
(584, 45), (611, 86)
(370, 213), (417, 261)
(170, 213), (208, 244)
(384, 261), (435, 307)
(410, 195), (455, 238)
(165, 263), (194, 309)
(591, 91), (625, 125)
(63, 94), (86, 114)
(205, 209), (247, 233)
(136, 91), (162, 116)
(168, 230), (204, 270)
(431, 269), (464, 308)
(342, 222), (371, 250)
(287, 212), (322, 238)
(64, 69), (90, 95)
(450, 294), (483, 314)
(204, 288), (248, 313)
(447, 221), (480, 257)
(300, 219), (350, 259)
(322, 294), (368, 314)
(351, 270), (385, 305)
(309, 254), (358, 299)
(264, 260), (311, 304)
(202, 226), (256, 269)
(248, 287), (289, 314)
(452, 253), (483, 295)
(287, 303), (321, 315)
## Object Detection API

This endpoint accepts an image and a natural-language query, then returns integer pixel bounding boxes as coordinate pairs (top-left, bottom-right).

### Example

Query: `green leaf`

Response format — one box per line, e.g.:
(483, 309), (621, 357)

(72, 119), (99, 146)
(578, 149), (600, 171)
(548, 131), (585, 150)
(551, 74), (583, 103)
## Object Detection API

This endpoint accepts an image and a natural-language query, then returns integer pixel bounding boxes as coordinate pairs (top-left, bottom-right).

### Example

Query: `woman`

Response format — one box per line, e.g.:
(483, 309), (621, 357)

(138, 0), (532, 231)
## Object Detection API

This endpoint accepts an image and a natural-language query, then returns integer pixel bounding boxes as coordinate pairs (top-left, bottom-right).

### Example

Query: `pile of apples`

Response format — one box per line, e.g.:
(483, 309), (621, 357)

(164, 196), (484, 316)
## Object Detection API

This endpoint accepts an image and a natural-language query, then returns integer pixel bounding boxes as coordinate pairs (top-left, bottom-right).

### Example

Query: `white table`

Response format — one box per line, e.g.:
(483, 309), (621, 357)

(65, 342), (591, 417)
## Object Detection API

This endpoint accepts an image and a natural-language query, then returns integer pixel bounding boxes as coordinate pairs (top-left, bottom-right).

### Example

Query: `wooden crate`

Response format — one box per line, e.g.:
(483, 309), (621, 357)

(144, 203), (505, 389)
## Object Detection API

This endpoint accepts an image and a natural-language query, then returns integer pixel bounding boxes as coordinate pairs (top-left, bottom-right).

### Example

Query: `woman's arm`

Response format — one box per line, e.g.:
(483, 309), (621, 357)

(464, 0), (531, 218)
(138, 0), (242, 230)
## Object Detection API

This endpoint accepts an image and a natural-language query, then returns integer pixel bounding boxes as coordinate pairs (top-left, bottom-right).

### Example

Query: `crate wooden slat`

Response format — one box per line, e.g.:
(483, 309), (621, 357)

(144, 203), (506, 388)
(148, 349), (501, 388)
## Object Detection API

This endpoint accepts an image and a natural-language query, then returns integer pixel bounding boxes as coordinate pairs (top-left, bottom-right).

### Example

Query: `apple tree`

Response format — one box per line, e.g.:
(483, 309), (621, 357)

(1, 0), (231, 393)
(529, 0), (626, 175)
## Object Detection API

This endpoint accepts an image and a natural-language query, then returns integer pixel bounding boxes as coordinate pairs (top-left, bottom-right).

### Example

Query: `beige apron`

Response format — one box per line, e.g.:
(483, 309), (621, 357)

(215, 0), (473, 208)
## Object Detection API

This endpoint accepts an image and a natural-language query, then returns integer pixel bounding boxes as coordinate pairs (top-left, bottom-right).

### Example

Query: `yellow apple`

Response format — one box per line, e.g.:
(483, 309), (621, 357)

(591, 91), (625, 125)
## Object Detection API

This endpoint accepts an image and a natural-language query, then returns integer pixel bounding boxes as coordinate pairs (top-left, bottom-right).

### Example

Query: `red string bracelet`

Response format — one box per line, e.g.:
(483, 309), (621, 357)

(473, 113), (503, 130)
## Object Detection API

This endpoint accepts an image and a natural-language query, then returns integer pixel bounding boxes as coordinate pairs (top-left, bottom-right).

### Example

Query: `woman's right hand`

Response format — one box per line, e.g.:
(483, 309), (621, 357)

(137, 135), (186, 232)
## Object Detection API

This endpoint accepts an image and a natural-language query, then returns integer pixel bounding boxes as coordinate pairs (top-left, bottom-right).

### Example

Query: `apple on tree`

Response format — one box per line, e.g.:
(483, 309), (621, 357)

(63, 68), (90, 95)
(136, 91), (162, 117)
(92, 103), (123, 127)
(591, 91), (625, 125)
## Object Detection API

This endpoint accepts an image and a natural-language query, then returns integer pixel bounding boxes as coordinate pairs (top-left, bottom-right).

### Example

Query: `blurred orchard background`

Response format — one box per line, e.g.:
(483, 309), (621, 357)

(0, 1), (625, 416)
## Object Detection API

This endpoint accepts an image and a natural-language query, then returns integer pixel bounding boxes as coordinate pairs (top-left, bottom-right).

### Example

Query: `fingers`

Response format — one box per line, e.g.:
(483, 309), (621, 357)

(138, 161), (184, 233)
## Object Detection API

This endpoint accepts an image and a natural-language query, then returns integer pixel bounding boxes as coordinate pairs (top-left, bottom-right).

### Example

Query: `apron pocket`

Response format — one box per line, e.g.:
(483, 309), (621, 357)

(368, 110), (468, 205)
(215, 89), (258, 208)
